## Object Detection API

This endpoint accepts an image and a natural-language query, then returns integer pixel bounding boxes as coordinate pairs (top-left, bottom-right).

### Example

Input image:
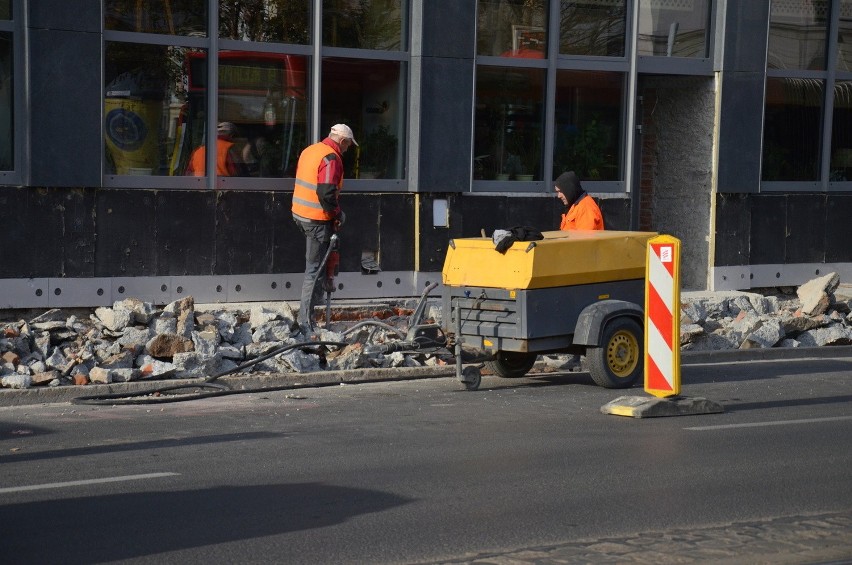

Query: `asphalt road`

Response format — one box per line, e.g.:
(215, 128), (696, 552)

(2, 356), (852, 564)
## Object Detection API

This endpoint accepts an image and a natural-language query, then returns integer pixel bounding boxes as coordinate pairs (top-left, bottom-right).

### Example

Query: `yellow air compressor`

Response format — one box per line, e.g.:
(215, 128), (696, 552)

(441, 230), (658, 390)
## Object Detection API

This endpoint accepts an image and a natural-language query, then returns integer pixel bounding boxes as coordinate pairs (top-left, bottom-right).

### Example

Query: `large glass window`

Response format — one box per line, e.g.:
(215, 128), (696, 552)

(213, 51), (309, 178)
(104, 42), (206, 177)
(559, 0), (626, 57)
(477, 0), (548, 58)
(762, 77), (824, 181)
(474, 66), (545, 181)
(830, 80), (852, 181)
(219, 0), (310, 44)
(323, 0), (405, 50)
(0, 31), (11, 171)
(553, 71), (623, 181)
(637, 0), (710, 58)
(322, 58), (406, 180)
(839, 0), (852, 72)
(105, 0), (207, 36)
(767, 0), (828, 70)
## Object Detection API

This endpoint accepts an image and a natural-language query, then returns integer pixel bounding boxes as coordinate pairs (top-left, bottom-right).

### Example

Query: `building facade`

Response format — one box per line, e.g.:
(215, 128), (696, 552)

(0, 0), (850, 308)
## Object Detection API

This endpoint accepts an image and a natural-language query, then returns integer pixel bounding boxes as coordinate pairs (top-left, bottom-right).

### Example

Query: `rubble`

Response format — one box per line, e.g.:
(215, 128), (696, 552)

(1, 274), (850, 390)
(0, 295), (440, 390)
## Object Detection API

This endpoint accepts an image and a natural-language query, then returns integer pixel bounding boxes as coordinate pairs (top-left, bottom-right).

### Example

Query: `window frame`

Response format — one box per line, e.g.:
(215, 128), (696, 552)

(0, 0), (24, 186)
(761, 0), (852, 192)
(102, 0), (412, 193)
(472, 0), (716, 195)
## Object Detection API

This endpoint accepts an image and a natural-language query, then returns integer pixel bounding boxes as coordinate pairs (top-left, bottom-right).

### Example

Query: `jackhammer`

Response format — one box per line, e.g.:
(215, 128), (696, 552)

(323, 234), (340, 328)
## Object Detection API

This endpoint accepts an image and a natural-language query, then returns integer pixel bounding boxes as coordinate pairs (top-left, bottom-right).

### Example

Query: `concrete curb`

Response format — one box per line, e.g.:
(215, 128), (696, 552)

(680, 345), (852, 364)
(0, 366), (458, 407)
(2, 345), (852, 407)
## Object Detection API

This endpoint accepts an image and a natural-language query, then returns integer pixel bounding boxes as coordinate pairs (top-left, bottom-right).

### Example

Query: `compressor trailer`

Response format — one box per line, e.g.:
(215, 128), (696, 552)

(441, 230), (658, 390)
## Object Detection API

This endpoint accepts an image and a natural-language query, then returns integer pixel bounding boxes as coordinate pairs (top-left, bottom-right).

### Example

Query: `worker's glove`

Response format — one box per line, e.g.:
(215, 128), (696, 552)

(333, 210), (346, 232)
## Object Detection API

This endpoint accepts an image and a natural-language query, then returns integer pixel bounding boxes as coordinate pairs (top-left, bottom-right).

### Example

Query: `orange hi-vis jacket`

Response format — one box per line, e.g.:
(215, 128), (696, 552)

(560, 193), (605, 231)
(292, 141), (342, 221)
(186, 138), (238, 176)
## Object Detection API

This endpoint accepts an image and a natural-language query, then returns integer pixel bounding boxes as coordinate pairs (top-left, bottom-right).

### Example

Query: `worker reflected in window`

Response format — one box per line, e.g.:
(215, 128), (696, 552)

(554, 171), (605, 230)
(185, 122), (247, 176)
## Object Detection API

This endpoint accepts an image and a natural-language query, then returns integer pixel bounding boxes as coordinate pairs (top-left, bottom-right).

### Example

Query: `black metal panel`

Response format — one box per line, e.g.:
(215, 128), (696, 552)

(826, 194), (852, 263)
(785, 194), (826, 263)
(716, 72), (764, 193)
(155, 190), (216, 276)
(337, 193), (381, 273)
(214, 191), (276, 275)
(62, 188), (97, 277)
(598, 197), (631, 231)
(716, 0), (769, 72)
(418, 56), (474, 192)
(95, 190), (157, 277)
(421, 1), (476, 58)
(29, 29), (102, 187)
(714, 193), (750, 266)
(271, 192), (304, 273)
(379, 193), (415, 271)
(29, 0), (100, 32)
(0, 188), (63, 277)
(749, 194), (786, 264)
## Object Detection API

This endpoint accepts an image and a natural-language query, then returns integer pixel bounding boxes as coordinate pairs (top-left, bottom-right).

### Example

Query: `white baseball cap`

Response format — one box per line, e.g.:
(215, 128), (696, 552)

(330, 123), (359, 146)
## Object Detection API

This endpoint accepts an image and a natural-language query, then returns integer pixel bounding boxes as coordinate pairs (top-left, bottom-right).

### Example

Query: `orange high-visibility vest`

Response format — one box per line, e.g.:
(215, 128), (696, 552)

(187, 139), (236, 176)
(292, 142), (341, 221)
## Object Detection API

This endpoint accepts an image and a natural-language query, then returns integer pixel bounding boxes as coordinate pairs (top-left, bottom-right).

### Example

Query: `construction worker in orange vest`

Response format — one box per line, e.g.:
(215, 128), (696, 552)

(555, 171), (605, 231)
(291, 123), (358, 334)
(185, 122), (245, 176)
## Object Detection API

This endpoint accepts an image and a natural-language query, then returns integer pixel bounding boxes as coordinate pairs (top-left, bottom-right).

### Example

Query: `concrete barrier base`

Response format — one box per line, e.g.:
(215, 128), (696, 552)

(601, 395), (725, 418)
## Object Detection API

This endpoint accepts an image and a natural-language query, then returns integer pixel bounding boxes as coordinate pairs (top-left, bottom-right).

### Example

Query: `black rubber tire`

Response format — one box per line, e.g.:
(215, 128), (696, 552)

(485, 351), (537, 378)
(461, 366), (482, 390)
(586, 317), (643, 389)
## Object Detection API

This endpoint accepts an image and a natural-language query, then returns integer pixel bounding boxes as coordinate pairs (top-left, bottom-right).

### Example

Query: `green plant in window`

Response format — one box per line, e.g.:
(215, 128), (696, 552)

(359, 125), (398, 178)
(568, 117), (607, 180)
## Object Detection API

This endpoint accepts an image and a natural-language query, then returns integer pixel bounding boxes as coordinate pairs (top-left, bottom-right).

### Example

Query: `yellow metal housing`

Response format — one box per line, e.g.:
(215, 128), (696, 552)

(442, 230), (658, 290)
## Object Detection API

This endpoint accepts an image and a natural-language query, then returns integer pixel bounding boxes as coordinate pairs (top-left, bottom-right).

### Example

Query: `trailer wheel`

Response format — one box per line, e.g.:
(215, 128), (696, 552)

(486, 351), (537, 378)
(587, 317), (643, 389)
(461, 366), (482, 390)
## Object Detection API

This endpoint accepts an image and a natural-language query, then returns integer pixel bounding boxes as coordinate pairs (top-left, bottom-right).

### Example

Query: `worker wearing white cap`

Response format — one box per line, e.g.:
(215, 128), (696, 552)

(185, 122), (245, 176)
(291, 123), (358, 334)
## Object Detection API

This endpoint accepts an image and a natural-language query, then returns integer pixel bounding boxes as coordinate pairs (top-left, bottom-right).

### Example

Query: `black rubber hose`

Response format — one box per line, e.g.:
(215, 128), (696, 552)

(72, 340), (347, 406)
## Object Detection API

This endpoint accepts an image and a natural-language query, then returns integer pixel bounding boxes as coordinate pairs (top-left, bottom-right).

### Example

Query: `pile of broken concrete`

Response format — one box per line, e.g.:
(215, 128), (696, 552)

(0, 296), (440, 390)
(0, 273), (850, 390)
(681, 272), (852, 350)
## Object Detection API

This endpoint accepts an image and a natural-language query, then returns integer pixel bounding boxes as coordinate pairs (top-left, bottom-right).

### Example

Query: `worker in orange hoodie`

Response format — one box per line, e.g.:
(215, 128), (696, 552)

(554, 171), (604, 231)
(185, 122), (245, 176)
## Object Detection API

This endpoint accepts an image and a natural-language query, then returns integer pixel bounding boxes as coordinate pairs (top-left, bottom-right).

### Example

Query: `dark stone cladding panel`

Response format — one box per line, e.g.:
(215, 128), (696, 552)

(749, 193), (786, 265)
(0, 187), (82, 278)
(714, 193), (751, 266)
(826, 193), (852, 263)
(95, 190), (158, 277)
(155, 190), (217, 276)
(0, 186), (658, 280)
(213, 191), (276, 275)
(785, 193), (826, 264)
(717, 192), (852, 267)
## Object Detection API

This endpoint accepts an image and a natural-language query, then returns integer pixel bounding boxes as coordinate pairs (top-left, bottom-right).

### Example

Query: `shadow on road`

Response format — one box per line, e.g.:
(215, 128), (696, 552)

(1, 482), (413, 563)
(0, 431), (286, 463)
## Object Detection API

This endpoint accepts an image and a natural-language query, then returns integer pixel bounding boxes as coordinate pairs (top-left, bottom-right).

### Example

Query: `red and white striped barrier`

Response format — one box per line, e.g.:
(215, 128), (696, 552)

(644, 235), (681, 398)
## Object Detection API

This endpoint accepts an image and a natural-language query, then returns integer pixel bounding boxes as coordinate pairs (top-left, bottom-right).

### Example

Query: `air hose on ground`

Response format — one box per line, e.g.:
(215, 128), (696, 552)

(72, 340), (347, 406)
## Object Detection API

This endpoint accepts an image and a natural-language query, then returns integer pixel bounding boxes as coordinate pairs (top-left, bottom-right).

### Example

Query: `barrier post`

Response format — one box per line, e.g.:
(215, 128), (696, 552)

(644, 235), (681, 398)
(600, 234), (724, 418)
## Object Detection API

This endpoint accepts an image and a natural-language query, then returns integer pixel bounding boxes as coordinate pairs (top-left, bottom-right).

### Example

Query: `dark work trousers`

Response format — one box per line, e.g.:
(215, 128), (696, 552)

(293, 215), (333, 329)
